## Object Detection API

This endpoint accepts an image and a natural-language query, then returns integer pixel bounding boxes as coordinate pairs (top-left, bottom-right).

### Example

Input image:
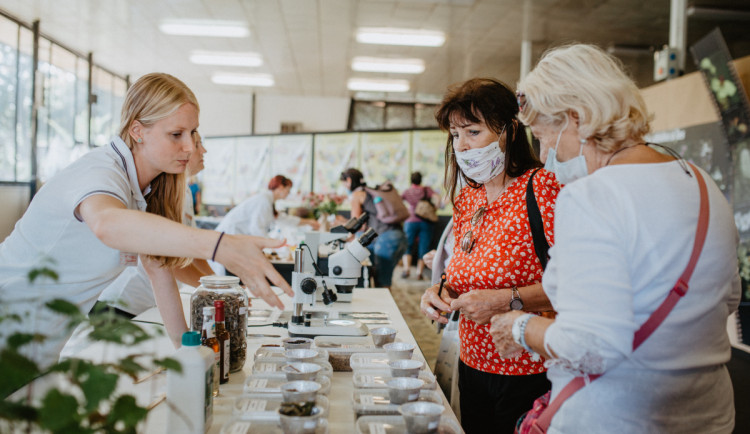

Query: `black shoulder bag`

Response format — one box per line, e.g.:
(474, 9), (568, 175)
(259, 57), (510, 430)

(526, 168), (550, 270)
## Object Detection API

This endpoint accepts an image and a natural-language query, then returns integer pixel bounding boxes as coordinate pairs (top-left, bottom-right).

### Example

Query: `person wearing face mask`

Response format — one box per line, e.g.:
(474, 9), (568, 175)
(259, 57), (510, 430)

(489, 44), (739, 433)
(419, 78), (561, 433)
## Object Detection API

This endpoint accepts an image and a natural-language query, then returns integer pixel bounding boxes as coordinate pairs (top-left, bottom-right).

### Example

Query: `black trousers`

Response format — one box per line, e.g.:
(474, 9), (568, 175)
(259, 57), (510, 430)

(458, 359), (551, 434)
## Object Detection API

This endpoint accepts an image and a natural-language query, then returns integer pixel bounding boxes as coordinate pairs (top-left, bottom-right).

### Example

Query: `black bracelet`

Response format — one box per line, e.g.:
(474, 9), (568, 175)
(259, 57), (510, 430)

(211, 232), (225, 262)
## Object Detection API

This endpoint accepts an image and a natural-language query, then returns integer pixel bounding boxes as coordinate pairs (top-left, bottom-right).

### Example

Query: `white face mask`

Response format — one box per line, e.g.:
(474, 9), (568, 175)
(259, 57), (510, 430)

(543, 116), (588, 184)
(454, 125), (506, 184)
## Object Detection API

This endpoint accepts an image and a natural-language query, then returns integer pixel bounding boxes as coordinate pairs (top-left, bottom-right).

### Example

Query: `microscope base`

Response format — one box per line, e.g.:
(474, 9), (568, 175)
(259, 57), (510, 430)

(287, 319), (369, 338)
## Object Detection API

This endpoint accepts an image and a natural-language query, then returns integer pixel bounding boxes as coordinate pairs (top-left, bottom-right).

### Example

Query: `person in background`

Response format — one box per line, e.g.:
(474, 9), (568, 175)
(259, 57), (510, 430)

(400, 171), (437, 280)
(97, 132), (214, 318)
(210, 175), (319, 274)
(188, 175), (201, 216)
(0, 73), (291, 368)
(489, 44), (739, 433)
(419, 78), (560, 433)
(341, 168), (407, 288)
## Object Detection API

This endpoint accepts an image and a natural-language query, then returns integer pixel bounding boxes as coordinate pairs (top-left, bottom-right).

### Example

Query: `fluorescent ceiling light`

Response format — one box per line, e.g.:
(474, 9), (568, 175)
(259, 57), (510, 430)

(347, 78), (410, 92)
(159, 19), (249, 38)
(351, 57), (425, 74)
(190, 50), (263, 67)
(211, 73), (274, 87)
(356, 28), (445, 47)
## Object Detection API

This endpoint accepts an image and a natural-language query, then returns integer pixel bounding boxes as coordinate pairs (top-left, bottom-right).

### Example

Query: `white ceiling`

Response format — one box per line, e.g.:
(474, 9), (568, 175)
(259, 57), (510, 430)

(1, 0), (749, 100)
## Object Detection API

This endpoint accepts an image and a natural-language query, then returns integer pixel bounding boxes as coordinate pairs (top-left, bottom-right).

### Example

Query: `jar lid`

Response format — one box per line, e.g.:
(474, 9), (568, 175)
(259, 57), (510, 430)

(199, 275), (241, 286)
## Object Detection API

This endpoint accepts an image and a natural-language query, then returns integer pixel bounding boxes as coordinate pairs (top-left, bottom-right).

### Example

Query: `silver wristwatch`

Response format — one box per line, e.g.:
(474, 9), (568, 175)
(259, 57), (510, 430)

(509, 286), (524, 310)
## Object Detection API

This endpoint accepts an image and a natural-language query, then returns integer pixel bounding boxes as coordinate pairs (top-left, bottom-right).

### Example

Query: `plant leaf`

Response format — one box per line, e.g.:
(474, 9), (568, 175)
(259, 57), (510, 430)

(80, 365), (118, 413)
(45, 299), (82, 317)
(38, 389), (80, 431)
(107, 395), (148, 429)
(154, 357), (182, 374)
(0, 399), (38, 422)
(0, 349), (41, 398)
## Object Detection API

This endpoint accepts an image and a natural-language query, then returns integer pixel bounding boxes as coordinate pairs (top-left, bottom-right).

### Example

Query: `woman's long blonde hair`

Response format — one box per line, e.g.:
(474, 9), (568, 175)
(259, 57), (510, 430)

(119, 73), (199, 268)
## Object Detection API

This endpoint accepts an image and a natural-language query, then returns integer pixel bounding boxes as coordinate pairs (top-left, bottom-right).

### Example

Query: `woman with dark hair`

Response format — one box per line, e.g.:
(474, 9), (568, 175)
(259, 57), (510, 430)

(341, 168), (408, 288)
(419, 78), (560, 433)
(400, 171), (437, 279)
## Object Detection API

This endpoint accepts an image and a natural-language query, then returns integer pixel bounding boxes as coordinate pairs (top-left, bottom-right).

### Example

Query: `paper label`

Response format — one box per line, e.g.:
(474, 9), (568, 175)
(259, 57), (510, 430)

(239, 399), (267, 412)
(257, 363), (277, 372)
(361, 375), (374, 384)
(239, 307), (247, 315)
(369, 423), (387, 434)
(229, 421), (252, 434)
(360, 394), (374, 406)
(246, 379), (268, 389)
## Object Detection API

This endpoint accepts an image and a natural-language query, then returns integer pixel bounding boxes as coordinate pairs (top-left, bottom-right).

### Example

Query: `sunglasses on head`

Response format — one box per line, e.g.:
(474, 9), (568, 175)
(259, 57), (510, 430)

(460, 206), (486, 254)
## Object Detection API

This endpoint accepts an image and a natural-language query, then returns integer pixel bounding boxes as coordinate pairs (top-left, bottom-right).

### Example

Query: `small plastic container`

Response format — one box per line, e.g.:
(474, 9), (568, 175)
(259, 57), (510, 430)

(352, 369), (436, 390)
(388, 359), (423, 378)
(399, 402), (444, 434)
(355, 415), (461, 434)
(383, 342), (415, 361)
(282, 363), (322, 381)
(190, 275), (248, 372)
(233, 393), (329, 420)
(279, 405), (323, 434)
(280, 380), (322, 403)
(252, 359), (333, 378)
(313, 336), (384, 372)
(255, 348), (329, 363)
(283, 337), (314, 350)
(220, 416), (329, 434)
(244, 374), (331, 395)
(286, 349), (319, 363)
(370, 327), (397, 347)
(352, 388), (441, 418)
(386, 378), (425, 404)
(350, 353), (391, 370)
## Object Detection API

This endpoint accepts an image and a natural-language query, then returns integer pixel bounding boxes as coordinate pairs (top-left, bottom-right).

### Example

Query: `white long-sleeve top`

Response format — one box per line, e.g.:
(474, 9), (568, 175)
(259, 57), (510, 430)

(542, 161), (740, 433)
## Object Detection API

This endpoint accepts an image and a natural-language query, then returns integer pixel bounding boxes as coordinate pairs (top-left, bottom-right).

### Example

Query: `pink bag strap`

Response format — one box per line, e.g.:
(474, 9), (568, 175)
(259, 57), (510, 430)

(533, 163), (710, 432)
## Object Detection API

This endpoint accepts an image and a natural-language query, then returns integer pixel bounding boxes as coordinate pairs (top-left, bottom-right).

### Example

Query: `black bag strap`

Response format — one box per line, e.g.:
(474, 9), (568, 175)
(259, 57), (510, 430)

(526, 168), (550, 270)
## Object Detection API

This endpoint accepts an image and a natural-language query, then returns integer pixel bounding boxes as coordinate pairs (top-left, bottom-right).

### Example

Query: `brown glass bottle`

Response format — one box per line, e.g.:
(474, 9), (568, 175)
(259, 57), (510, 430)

(200, 306), (220, 396)
(214, 300), (231, 384)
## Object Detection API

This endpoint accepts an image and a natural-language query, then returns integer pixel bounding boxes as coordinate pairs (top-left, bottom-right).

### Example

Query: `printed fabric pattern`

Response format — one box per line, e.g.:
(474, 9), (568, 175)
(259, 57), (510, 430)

(447, 168), (559, 375)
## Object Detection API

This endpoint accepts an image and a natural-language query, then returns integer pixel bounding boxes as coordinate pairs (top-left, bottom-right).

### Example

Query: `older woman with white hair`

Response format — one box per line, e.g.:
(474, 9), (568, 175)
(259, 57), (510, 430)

(489, 44), (739, 433)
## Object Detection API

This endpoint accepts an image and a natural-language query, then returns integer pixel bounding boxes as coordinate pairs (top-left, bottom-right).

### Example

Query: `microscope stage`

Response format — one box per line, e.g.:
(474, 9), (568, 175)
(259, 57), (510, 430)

(288, 318), (369, 338)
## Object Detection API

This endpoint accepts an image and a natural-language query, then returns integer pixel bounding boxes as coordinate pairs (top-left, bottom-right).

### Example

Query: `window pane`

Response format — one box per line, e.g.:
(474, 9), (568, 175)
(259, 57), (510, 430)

(385, 103), (414, 129)
(91, 66), (115, 146)
(0, 18), (18, 181)
(415, 104), (438, 128)
(15, 26), (32, 181)
(352, 101), (384, 130)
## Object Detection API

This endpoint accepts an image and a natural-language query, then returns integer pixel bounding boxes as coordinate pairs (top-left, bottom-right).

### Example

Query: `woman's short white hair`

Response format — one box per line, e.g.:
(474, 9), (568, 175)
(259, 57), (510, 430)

(517, 44), (652, 153)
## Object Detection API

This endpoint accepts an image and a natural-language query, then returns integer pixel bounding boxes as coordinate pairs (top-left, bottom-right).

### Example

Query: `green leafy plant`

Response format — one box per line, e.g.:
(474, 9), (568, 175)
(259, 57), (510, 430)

(0, 260), (180, 433)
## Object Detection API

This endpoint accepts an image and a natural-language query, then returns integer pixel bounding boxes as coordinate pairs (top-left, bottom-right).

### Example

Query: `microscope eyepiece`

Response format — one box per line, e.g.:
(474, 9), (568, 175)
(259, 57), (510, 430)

(358, 228), (378, 247)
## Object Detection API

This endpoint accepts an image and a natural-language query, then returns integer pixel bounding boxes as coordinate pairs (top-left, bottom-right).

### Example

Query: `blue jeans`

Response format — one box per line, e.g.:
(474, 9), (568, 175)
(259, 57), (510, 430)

(366, 228), (407, 287)
(404, 221), (434, 259)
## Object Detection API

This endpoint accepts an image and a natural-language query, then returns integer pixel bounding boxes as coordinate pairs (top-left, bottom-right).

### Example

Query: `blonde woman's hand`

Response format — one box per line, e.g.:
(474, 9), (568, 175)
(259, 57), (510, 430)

(450, 289), (510, 325)
(420, 282), (456, 324)
(215, 234), (293, 309)
(490, 311), (524, 358)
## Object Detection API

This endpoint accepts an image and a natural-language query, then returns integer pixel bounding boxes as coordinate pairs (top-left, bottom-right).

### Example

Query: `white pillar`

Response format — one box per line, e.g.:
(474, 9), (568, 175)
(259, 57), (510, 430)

(520, 0), (532, 81)
(669, 0), (687, 73)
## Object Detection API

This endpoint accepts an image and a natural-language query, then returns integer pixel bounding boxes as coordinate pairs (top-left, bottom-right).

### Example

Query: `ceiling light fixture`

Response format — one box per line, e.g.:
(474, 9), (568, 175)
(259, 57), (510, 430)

(211, 73), (274, 87)
(351, 57), (425, 74)
(356, 28), (445, 47)
(347, 78), (410, 92)
(190, 50), (263, 67)
(159, 19), (250, 38)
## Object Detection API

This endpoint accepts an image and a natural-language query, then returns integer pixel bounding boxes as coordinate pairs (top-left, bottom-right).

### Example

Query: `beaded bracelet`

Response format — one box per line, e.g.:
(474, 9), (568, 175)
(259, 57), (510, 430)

(513, 313), (541, 361)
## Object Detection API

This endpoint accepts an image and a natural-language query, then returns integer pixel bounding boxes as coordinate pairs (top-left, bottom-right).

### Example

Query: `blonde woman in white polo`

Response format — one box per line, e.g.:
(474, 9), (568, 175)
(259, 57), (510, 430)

(0, 73), (292, 368)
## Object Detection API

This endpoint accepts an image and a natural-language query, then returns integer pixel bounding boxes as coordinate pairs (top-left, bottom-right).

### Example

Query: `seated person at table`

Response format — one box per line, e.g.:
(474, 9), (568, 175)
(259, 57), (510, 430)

(98, 132), (214, 317)
(210, 175), (318, 275)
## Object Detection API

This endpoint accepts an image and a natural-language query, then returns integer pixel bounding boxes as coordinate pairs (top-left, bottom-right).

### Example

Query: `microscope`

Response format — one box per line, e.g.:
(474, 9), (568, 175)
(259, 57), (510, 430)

(288, 214), (378, 337)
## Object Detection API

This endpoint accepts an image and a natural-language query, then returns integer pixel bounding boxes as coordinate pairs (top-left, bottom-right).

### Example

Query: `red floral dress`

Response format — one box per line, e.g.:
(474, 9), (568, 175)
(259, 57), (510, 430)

(446, 168), (560, 375)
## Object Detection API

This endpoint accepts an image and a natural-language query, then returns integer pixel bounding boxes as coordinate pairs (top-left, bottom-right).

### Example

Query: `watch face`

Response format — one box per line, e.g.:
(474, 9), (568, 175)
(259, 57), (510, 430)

(510, 298), (524, 310)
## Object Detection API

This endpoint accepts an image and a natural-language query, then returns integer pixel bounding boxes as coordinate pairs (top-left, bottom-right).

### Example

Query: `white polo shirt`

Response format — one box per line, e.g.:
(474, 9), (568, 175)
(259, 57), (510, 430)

(0, 136), (148, 366)
(98, 185), (197, 315)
